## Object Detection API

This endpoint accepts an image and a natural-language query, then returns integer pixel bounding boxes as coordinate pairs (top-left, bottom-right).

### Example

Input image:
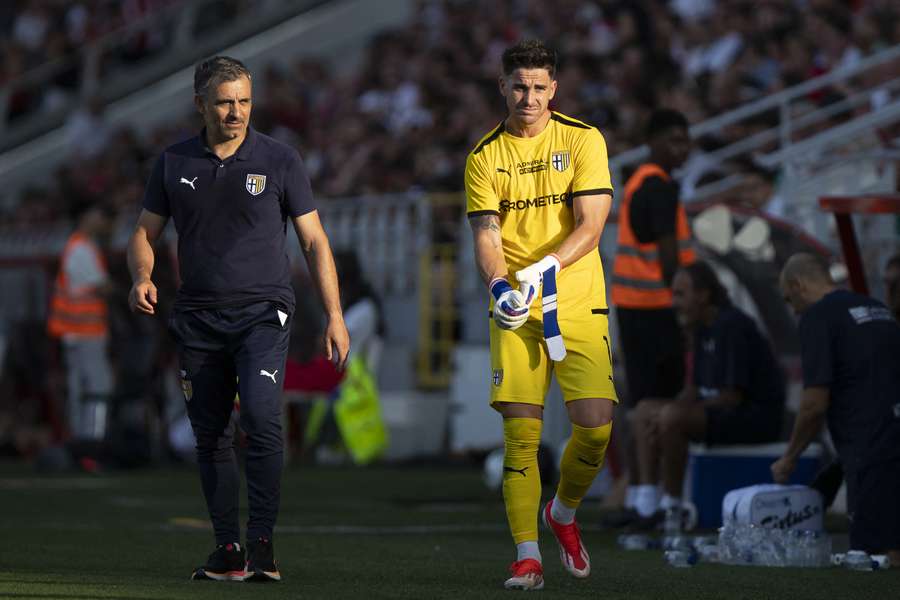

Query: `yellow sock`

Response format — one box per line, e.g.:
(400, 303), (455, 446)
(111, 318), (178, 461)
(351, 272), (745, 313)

(556, 422), (612, 510)
(502, 417), (542, 545)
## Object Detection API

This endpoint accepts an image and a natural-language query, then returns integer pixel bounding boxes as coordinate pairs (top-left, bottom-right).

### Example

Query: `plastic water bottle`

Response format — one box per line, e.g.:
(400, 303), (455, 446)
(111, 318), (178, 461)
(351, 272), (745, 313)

(664, 549), (698, 568)
(834, 552), (889, 570)
(662, 535), (693, 551)
(617, 534), (658, 551)
(843, 550), (886, 571)
(717, 524), (831, 567)
(695, 541), (720, 563)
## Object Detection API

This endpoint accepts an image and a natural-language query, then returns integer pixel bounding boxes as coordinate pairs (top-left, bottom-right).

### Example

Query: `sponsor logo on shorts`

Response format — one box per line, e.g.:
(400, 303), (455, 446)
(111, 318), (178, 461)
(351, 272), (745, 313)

(492, 369), (503, 386)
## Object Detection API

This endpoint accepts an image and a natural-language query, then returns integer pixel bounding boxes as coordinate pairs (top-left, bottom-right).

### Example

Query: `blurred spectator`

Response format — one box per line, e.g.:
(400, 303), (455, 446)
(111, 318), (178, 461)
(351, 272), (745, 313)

(283, 250), (386, 463)
(335, 249), (385, 365)
(46, 204), (116, 455)
(66, 96), (111, 159)
(631, 260), (785, 532)
(610, 109), (695, 527)
(6, 0), (900, 225)
(774, 252), (900, 567)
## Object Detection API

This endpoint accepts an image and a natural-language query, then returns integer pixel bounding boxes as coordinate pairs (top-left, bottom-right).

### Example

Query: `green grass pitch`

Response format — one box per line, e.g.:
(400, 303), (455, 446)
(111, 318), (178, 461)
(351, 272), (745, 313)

(1, 463), (897, 599)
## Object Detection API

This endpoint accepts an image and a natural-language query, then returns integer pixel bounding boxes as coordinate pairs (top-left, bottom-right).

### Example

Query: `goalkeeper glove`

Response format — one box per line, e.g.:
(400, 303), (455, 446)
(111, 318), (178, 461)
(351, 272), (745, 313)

(490, 277), (529, 330)
(515, 254), (561, 298)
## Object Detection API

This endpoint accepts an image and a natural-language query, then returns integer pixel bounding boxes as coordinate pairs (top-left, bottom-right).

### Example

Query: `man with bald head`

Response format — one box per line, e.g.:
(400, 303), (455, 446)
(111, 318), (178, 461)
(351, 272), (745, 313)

(774, 253), (900, 567)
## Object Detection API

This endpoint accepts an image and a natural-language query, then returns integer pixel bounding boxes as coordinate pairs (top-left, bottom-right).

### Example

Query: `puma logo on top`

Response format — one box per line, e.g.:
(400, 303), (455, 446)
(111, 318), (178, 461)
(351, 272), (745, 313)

(180, 176), (198, 190)
(259, 369), (278, 384)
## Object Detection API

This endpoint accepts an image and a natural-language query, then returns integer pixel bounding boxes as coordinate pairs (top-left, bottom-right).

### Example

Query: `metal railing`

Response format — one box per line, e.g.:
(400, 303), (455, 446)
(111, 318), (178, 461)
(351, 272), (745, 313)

(609, 43), (900, 199)
(318, 193), (430, 298)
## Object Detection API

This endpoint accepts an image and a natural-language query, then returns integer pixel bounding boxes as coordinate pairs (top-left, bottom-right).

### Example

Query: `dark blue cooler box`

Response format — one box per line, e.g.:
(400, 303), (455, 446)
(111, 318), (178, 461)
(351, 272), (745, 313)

(685, 443), (824, 529)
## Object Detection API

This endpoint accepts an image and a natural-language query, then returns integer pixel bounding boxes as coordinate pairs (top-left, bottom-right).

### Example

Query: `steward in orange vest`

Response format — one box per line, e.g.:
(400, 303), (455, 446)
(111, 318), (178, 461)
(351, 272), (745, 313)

(47, 205), (115, 445)
(612, 174), (696, 306)
(607, 109), (696, 526)
(47, 211), (112, 340)
(47, 230), (109, 339)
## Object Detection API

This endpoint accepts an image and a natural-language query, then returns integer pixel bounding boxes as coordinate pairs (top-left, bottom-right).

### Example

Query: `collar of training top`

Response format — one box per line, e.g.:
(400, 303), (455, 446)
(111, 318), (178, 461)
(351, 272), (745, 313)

(194, 126), (258, 161)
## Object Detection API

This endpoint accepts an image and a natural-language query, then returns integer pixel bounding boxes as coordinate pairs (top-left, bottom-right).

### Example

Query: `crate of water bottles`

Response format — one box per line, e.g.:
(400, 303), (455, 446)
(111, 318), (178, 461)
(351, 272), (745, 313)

(717, 523), (832, 567)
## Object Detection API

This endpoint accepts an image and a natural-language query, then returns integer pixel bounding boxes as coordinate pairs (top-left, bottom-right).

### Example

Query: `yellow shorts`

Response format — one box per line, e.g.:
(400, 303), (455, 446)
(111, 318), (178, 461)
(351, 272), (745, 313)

(489, 307), (619, 406)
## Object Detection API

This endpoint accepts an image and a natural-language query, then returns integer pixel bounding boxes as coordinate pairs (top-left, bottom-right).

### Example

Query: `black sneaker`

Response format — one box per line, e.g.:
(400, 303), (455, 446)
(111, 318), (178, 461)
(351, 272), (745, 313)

(625, 509), (665, 533)
(245, 537), (281, 582)
(191, 542), (247, 581)
(601, 507), (640, 529)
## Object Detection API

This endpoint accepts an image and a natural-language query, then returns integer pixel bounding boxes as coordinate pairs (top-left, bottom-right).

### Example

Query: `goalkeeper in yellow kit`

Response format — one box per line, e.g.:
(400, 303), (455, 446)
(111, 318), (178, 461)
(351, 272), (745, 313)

(465, 39), (616, 591)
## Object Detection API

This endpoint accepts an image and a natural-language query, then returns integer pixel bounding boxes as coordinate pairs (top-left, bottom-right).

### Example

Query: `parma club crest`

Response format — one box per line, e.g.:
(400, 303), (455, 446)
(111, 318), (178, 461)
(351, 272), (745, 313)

(245, 173), (267, 196)
(180, 370), (193, 402)
(551, 151), (570, 172)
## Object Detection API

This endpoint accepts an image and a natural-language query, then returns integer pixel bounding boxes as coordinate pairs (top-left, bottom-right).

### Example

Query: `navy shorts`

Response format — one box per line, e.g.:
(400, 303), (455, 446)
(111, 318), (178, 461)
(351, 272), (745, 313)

(704, 402), (783, 446)
(616, 307), (685, 406)
(847, 460), (900, 553)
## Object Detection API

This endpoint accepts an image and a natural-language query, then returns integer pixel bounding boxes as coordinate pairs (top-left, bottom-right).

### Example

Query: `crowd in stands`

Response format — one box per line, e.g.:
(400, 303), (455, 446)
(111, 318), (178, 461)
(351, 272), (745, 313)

(3, 0), (900, 228)
(0, 0), (261, 127)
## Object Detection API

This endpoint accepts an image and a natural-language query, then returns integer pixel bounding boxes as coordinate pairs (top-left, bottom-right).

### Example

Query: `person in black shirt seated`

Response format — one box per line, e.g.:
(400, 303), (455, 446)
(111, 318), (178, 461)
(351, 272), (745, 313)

(632, 261), (785, 532)
(773, 253), (900, 567)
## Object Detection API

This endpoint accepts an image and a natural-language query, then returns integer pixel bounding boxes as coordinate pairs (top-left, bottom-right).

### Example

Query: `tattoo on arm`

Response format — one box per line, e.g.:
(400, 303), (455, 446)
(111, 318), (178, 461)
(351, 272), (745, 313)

(471, 215), (500, 232)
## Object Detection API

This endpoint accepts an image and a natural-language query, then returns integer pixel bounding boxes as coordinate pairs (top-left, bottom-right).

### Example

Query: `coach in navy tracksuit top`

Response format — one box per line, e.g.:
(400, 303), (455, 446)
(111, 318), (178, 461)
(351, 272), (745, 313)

(774, 253), (900, 566)
(127, 56), (349, 581)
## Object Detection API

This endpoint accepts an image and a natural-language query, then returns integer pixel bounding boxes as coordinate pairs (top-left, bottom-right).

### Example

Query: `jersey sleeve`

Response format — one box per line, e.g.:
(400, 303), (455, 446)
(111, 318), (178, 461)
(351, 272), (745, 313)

(799, 310), (833, 387)
(571, 128), (613, 198)
(284, 150), (317, 217)
(465, 151), (499, 216)
(142, 154), (170, 217)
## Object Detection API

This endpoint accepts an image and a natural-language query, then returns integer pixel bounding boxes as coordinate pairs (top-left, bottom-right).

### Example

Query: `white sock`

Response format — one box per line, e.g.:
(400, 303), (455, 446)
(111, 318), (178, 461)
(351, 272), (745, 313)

(625, 485), (638, 509)
(516, 541), (541, 562)
(634, 484), (660, 517)
(550, 495), (576, 525)
(660, 494), (681, 510)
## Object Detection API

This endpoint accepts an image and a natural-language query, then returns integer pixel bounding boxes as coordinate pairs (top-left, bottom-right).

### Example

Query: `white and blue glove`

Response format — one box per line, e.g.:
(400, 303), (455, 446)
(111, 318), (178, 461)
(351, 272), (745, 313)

(515, 254), (560, 299)
(490, 277), (530, 330)
(516, 254), (566, 361)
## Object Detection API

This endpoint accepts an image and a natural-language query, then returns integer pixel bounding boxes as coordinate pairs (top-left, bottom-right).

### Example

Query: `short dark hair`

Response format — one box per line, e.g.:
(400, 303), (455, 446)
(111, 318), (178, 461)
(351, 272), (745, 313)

(886, 253), (900, 271)
(502, 40), (557, 78)
(194, 55), (251, 98)
(645, 108), (689, 140)
(682, 260), (730, 307)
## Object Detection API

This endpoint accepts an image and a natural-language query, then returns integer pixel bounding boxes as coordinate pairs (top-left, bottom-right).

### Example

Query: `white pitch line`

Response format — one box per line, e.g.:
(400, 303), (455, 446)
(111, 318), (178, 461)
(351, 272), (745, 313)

(162, 521), (609, 536)
(0, 478), (114, 491)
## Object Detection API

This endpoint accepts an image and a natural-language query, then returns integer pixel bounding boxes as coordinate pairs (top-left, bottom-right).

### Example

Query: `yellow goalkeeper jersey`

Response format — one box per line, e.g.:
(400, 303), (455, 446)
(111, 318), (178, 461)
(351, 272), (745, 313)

(465, 112), (613, 313)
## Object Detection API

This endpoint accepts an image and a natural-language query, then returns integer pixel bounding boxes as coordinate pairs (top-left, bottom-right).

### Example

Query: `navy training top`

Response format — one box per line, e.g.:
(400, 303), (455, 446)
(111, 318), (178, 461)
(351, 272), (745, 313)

(693, 305), (786, 409)
(142, 127), (316, 311)
(799, 289), (900, 470)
